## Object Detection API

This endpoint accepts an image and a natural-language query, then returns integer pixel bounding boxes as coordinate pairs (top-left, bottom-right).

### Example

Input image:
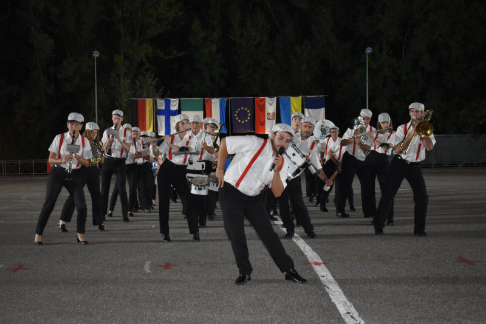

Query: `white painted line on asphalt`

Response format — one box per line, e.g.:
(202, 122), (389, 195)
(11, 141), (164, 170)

(274, 219), (365, 324)
(144, 261), (151, 273)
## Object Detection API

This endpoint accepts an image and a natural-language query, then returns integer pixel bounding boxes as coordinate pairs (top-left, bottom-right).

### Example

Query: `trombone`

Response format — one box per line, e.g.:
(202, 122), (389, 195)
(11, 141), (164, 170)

(402, 110), (434, 154)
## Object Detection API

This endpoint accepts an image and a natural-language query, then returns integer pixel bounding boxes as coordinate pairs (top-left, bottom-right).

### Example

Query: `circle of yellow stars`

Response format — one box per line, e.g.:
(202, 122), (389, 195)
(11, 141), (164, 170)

(235, 107), (251, 123)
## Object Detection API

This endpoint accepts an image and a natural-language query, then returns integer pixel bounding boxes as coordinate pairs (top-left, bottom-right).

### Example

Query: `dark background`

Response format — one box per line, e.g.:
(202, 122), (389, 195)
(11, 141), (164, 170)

(1, 0), (485, 159)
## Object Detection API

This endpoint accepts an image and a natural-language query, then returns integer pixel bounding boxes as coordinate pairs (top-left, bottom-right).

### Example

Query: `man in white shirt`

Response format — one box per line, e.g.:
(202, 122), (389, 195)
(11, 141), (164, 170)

(215, 124), (307, 285)
(279, 117), (333, 239)
(373, 102), (435, 236)
(100, 110), (132, 222)
(337, 109), (376, 218)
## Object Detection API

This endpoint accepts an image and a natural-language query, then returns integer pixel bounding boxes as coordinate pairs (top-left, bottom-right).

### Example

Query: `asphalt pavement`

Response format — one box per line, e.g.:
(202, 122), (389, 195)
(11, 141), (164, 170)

(0, 168), (485, 324)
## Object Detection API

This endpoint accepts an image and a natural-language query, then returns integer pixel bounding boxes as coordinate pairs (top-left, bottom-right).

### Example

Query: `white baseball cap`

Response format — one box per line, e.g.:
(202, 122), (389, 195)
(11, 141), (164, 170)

(85, 122), (99, 130)
(68, 112), (84, 123)
(360, 109), (373, 118)
(302, 116), (316, 124)
(378, 113), (391, 122)
(205, 118), (218, 125)
(132, 127), (141, 132)
(291, 112), (304, 119)
(175, 114), (190, 123)
(140, 131), (149, 136)
(123, 123), (132, 129)
(409, 102), (424, 111)
(271, 123), (294, 136)
(189, 115), (202, 123)
(112, 109), (124, 117)
(148, 131), (155, 137)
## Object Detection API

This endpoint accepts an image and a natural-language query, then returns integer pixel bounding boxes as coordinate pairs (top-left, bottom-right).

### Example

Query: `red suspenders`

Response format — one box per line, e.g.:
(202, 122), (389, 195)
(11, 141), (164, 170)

(235, 140), (268, 188)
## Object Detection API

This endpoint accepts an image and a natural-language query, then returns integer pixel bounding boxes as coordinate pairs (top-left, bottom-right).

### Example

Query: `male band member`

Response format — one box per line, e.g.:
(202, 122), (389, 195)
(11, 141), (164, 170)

(138, 131), (154, 213)
(373, 103), (435, 236)
(34, 113), (92, 245)
(109, 126), (143, 217)
(203, 118), (220, 220)
(290, 112), (304, 221)
(216, 123), (307, 285)
(337, 109), (376, 218)
(363, 113), (396, 225)
(108, 123), (131, 216)
(101, 110), (132, 222)
(148, 131), (157, 207)
(152, 114), (197, 242)
(280, 117), (333, 239)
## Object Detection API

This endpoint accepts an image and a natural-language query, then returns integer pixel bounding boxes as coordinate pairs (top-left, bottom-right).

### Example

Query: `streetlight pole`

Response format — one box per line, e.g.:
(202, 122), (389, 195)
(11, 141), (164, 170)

(92, 51), (100, 125)
(365, 47), (372, 110)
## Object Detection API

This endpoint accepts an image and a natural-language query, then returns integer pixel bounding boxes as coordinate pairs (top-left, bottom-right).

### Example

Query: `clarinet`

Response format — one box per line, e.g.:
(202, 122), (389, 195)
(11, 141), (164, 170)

(66, 130), (75, 181)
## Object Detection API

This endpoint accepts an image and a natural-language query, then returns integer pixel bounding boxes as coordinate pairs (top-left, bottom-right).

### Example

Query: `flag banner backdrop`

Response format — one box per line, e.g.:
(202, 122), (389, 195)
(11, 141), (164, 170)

(255, 97), (276, 134)
(204, 98), (227, 133)
(181, 98), (204, 122)
(130, 98), (154, 132)
(291, 96), (302, 118)
(304, 96), (325, 123)
(279, 97), (291, 125)
(231, 98), (254, 133)
(157, 98), (179, 135)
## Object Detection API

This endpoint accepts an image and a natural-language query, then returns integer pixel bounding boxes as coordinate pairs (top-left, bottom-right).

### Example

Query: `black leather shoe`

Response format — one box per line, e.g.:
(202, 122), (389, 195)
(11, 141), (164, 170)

(57, 223), (68, 233)
(123, 217), (130, 222)
(349, 205), (356, 212)
(314, 202), (320, 207)
(76, 237), (89, 245)
(306, 231), (317, 238)
(309, 196), (314, 203)
(162, 234), (171, 242)
(235, 274), (251, 285)
(199, 224), (206, 228)
(107, 212), (113, 217)
(387, 221), (395, 226)
(284, 231), (294, 239)
(143, 209), (151, 213)
(336, 212), (350, 218)
(296, 219), (301, 227)
(285, 269), (307, 284)
(98, 225), (105, 231)
(414, 229), (427, 236)
(320, 206), (328, 212)
(375, 228), (384, 235)
(128, 212), (135, 217)
(193, 233), (200, 242)
(35, 241), (43, 246)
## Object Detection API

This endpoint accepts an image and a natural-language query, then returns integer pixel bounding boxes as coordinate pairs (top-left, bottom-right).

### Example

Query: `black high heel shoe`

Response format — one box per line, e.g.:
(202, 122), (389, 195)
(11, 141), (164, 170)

(76, 237), (89, 245)
(57, 222), (68, 233)
(35, 241), (43, 246)
(98, 224), (105, 231)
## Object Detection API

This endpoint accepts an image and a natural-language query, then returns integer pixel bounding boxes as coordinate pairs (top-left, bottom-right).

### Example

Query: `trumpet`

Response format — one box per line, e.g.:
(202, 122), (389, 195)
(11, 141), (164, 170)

(402, 110), (434, 154)
(212, 123), (224, 153)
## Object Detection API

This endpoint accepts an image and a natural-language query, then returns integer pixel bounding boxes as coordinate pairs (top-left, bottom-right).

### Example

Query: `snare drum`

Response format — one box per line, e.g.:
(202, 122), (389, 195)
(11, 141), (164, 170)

(208, 173), (218, 191)
(187, 160), (207, 171)
(187, 173), (209, 195)
(284, 143), (308, 181)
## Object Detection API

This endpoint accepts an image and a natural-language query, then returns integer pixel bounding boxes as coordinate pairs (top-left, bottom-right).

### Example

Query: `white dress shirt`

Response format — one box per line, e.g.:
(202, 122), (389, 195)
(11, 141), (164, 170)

(49, 132), (93, 169)
(393, 122), (436, 162)
(342, 125), (376, 161)
(224, 136), (289, 196)
(157, 132), (197, 165)
(101, 126), (132, 158)
(371, 131), (396, 156)
(320, 137), (345, 162)
(294, 136), (321, 169)
(126, 138), (143, 165)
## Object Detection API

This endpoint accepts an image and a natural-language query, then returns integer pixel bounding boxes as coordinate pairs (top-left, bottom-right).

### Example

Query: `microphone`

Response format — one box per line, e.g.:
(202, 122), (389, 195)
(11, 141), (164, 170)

(269, 147), (286, 171)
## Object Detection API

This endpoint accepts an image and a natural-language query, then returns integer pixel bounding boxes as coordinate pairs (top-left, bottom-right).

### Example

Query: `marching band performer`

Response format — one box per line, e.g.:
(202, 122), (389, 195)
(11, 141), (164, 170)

(280, 117), (333, 239)
(203, 118), (220, 220)
(336, 109), (376, 218)
(152, 114), (197, 242)
(100, 110), (132, 222)
(373, 103), (435, 236)
(109, 126), (143, 217)
(363, 113), (396, 225)
(148, 131), (157, 207)
(34, 113), (92, 245)
(137, 131), (154, 213)
(216, 123), (308, 285)
(59, 121), (104, 232)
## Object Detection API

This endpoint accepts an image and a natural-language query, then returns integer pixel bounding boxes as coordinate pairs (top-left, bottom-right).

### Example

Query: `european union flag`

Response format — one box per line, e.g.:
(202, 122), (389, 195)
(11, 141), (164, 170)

(230, 98), (254, 133)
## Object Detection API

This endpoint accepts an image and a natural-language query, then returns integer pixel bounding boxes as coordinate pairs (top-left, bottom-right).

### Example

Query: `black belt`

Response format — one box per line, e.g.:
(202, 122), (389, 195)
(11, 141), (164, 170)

(54, 166), (82, 172)
(397, 156), (421, 165)
(104, 155), (126, 160)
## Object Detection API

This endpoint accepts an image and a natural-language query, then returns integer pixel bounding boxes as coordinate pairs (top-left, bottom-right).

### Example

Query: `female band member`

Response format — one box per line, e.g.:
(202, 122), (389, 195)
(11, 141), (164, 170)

(363, 112), (396, 224)
(34, 113), (92, 245)
(58, 122), (105, 231)
(152, 114), (197, 242)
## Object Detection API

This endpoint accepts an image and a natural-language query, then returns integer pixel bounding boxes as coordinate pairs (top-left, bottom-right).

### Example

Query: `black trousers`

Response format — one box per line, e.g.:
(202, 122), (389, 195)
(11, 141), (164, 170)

(318, 161), (337, 207)
(36, 167), (87, 235)
(110, 163), (138, 212)
(157, 160), (194, 235)
(279, 176), (314, 233)
(188, 191), (209, 227)
(363, 151), (394, 221)
(336, 152), (369, 215)
(61, 165), (103, 226)
(207, 190), (218, 216)
(219, 183), (295, 276)
(264, 189), (278, 215)
(137, 163), (152, 211)
(101, 157), (128, 218)
(304, 168), (316, 197)
(373, 156), (429, 231)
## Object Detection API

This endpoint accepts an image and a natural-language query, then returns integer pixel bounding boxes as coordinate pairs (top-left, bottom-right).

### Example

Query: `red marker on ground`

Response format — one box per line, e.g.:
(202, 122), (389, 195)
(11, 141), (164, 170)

(304, 261), (329, 266)
(10, 265), (29, 272)
(157, 263), (178, 270)
(455, 257), (479, 266)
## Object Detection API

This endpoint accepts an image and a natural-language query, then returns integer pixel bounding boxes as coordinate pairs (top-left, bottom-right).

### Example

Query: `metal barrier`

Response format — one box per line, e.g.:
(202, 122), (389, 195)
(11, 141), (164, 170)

(0, 160), (49, 176)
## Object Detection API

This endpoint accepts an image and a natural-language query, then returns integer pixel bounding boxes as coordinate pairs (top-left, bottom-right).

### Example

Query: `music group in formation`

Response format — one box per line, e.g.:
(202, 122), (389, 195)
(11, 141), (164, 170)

(33, 102), (435, 285)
